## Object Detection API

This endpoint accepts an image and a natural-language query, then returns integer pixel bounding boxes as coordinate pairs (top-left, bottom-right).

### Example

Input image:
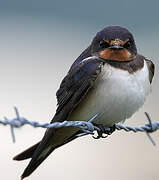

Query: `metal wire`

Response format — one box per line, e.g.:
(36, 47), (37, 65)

(0, 107), (158, 145)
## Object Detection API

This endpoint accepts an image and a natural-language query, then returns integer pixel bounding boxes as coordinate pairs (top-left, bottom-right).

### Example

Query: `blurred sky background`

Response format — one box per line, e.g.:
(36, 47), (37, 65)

(0, 0), (159, 179)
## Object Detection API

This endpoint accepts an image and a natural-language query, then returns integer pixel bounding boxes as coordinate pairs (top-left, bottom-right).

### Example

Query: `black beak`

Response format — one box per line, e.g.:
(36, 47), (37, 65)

(109, 44), (124, 50)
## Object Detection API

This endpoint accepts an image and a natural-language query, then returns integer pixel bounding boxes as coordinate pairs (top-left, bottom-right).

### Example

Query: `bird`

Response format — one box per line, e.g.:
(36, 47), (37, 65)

(13, 25), (155, 179)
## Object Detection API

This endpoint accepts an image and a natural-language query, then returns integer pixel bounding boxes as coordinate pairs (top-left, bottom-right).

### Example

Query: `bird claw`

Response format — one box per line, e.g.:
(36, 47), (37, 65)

(93, 124), (116, 139)
(93, 131), (108, 139)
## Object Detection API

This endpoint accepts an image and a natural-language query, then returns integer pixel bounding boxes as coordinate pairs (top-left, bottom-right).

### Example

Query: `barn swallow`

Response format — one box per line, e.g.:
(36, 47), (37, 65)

(13, 26), (155, 179)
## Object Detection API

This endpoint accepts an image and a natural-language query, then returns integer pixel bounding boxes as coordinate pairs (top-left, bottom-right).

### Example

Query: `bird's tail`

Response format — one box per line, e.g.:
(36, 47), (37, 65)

(13, 128), (57, 179)
(20, 143), (56, 179)
(13, 127), (80, 179)
(13, 142), (40, 161)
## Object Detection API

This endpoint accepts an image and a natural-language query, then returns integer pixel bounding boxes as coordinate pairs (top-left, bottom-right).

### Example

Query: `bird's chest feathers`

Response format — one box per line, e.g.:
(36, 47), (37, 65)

(70, 61), (151, 126)
(95, 62), (150, 103)
(90, 61), (150, 125)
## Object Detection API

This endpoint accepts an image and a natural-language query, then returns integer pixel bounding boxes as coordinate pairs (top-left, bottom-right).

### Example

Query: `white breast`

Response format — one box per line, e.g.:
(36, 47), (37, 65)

(69, 60), (151, 127)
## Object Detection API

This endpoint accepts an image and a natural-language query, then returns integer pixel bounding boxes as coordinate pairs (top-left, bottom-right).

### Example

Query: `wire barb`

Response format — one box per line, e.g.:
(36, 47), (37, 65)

(144, 112), (156, 145)
(0, 107), (159, 144)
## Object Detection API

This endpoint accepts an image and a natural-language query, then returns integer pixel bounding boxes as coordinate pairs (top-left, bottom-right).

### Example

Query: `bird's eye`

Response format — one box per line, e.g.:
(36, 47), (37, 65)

(124, 41), (131, 48)
(99, 40), (109, 49)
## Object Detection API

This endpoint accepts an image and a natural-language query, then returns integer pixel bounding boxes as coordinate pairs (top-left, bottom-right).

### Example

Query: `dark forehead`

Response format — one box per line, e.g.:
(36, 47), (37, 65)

(96, 26), (134, 41)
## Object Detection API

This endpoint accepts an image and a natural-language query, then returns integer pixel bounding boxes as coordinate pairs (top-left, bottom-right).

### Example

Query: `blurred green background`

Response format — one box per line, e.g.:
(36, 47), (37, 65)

(0, 0), (159, 179)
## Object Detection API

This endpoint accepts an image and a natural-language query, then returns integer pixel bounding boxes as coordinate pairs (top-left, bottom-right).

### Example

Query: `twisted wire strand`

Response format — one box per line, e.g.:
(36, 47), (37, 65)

(0, 107), (158, 145)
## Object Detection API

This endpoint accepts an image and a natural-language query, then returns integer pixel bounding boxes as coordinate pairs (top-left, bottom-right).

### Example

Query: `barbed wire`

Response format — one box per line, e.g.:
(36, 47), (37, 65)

(0, 107), (159, 145)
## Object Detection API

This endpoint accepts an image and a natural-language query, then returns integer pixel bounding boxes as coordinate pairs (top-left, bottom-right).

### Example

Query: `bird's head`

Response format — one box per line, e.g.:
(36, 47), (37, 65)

(91, 26), (137, 61)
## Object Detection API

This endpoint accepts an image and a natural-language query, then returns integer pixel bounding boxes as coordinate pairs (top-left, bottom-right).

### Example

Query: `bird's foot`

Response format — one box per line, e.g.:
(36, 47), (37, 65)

(93, 124), (116, 139)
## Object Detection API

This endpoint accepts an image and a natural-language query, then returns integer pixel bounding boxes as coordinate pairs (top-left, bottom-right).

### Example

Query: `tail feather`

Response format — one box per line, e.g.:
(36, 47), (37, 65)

(13, 142), (40, 161)
(15, 128), (81, 179)
(21, 146), (55, 179)
(20, 127), (60, 179)
(20, 132), (80, 179)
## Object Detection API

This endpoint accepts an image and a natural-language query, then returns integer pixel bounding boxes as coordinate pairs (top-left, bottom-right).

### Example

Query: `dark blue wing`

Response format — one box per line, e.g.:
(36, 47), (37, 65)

(53, 56), (103, 122)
